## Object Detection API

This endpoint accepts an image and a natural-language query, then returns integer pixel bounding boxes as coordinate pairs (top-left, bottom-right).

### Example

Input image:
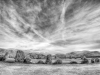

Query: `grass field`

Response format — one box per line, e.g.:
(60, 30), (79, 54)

(0, 62), (100, 75)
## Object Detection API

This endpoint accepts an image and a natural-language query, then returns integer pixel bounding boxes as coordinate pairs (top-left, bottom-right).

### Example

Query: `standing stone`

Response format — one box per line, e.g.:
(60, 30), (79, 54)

(95, 58), (99, 63)
(24, 57), (31, 64)
(24, 54), (31, 64)
(53, 59), (62, 64)
(0, 52), (7, 61)
(15, 50), (25, 63)
(91, 58), (95, 63)
(81, 56), (88, 64)
(45, 54), (52, 64)
(0, 50), (8, 61)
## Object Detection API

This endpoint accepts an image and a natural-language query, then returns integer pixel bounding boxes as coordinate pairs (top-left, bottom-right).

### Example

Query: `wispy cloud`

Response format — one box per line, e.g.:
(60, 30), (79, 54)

(0, 0), (100, 53)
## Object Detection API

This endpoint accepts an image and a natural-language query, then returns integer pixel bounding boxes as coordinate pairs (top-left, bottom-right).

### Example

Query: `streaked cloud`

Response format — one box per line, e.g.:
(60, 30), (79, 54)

(0, 0), (100, 53)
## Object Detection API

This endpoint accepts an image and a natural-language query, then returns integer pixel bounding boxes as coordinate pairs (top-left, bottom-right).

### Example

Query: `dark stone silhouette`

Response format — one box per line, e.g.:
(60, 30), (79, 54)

(15, 50), (25, 63)
(91, 58), (95, 63)
(24, 54), (31, 64)
(53, 59), (62, 64)
(0, 55), (5, 61)
(37, 60), (44, 64)
(95, 58), (99, 63)
(69, 61), (78, 64)
(0, 52), (8, 61)
(24, 57), (31, 64)
(81, 56), (88, 64)
(45, 54), (52, 64)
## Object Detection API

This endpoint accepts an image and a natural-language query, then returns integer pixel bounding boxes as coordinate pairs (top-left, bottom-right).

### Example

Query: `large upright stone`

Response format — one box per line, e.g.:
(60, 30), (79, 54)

(5, 50), (16, 63)
(81, 56), (88, 64)
(24, 54), (31, 64)
(15, 50), (25, 63)
(95, 58), (99, 63)
(45, 54), (52, 64)
(91, 58), (95, 63)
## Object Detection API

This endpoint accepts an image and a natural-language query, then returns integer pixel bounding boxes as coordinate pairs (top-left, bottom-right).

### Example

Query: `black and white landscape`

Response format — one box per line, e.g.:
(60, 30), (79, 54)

(0, 0), (100, 75)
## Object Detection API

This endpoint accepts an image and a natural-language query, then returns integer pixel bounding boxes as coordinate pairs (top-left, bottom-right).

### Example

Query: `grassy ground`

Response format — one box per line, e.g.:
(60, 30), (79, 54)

(0, 62), (100, 75)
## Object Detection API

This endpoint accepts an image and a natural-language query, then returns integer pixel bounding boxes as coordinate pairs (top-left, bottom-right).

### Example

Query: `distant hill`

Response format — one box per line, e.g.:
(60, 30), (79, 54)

(66, 51), (100, 58)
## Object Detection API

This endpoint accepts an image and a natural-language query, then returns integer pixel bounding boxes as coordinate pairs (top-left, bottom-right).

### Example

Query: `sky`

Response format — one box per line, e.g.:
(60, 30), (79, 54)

(0, 0), (100, 53)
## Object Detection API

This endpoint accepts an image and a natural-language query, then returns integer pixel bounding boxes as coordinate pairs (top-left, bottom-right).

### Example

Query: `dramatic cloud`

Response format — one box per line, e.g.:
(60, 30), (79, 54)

(0, 0), (100, 53)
